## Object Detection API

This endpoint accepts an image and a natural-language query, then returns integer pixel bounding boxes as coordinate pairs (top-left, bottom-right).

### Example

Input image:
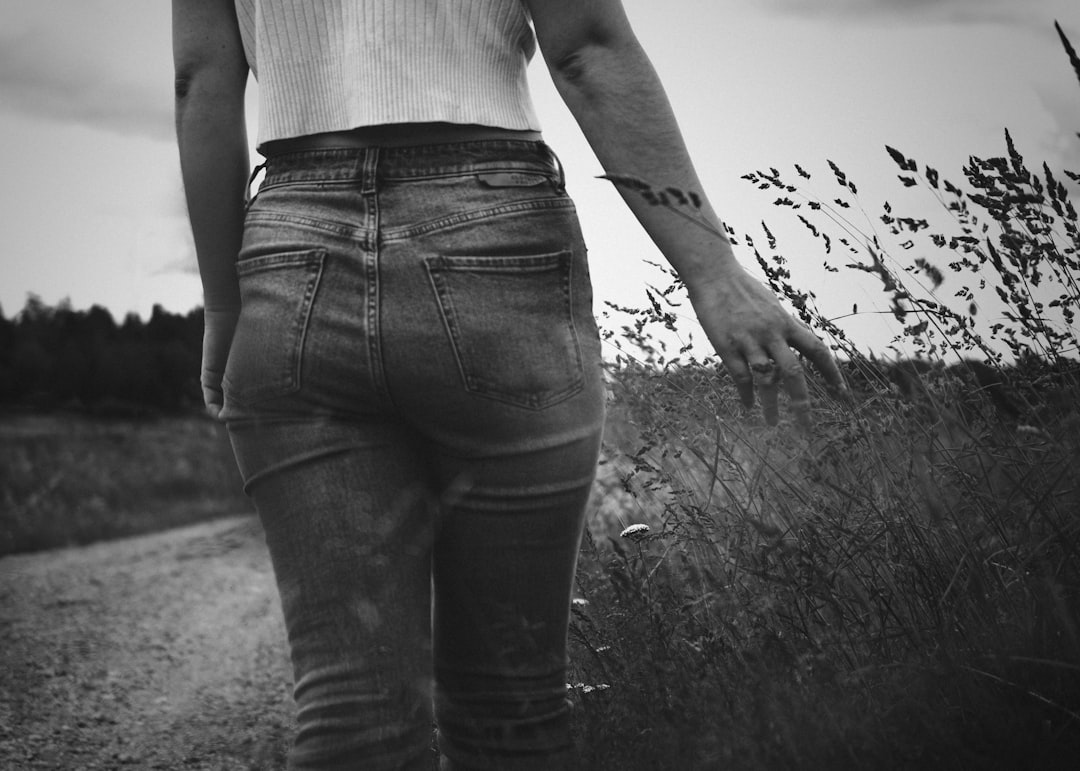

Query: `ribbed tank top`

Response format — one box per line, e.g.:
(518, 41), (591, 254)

(233, 0), (542, 148)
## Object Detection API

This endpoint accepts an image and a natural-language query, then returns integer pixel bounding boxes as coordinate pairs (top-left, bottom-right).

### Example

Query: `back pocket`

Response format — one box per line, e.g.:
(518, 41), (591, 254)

(223, 250), (326, 406)
(424, 251), (584, 410)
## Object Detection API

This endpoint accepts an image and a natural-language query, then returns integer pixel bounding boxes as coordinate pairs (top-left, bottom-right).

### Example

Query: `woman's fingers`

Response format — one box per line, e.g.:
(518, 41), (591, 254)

(201, 370), (225, 420)
(715, 341), (756, 409)
(772, 347), (812, 431)
(201, 307), (239, 422)
(735, 326), (837, 430)
(692, 274), (847, 428)
(788, 321), (848, 397)
(747, 354), (782, 426)
(720, 338), (811, 427)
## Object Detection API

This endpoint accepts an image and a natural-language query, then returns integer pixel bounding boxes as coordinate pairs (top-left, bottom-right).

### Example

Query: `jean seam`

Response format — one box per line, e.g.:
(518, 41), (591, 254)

(383, 198), (574, 242)
(244, 211), (367, 240)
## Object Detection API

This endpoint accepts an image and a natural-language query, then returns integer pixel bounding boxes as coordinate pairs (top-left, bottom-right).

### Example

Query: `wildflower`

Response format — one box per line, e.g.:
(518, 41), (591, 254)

(1016, 424), (1049, 441)
(620, 523), (650, 540)
(569, 682), (611, 694)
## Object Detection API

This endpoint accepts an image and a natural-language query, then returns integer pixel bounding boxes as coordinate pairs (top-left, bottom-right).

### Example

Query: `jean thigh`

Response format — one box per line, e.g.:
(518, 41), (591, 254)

(228, 414), (436, 771)
(429, 415), (602, 769)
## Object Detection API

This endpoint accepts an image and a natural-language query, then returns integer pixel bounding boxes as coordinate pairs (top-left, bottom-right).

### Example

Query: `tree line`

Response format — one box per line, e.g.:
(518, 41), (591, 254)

(0, 296), (204, 415)
(2, 295), (1073, 421)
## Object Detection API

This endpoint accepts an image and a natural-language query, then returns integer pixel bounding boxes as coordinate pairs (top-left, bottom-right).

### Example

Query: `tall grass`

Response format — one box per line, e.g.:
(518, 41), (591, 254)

(574, 21), (1080, 770)
(0, 414), (250, 556)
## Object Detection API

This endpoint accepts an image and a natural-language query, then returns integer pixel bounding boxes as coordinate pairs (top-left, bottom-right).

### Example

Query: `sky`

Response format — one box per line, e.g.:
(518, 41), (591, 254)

(1, 0), (1078, 358)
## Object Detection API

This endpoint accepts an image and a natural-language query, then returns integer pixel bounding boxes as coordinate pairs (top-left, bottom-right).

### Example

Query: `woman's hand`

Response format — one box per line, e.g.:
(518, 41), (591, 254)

(686, 264), (846, 430)
(200, 307), (240, 419)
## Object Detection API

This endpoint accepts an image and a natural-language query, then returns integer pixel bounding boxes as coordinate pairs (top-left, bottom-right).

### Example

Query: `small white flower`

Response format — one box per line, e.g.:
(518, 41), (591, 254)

(1016, 424), (1049, 441)
(569, 682), (611, 694)
(620, 523), (650, 540)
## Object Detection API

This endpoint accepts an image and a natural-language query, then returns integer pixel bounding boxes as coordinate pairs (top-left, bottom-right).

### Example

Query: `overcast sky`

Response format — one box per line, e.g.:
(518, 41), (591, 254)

(1, 0), (1078, 358)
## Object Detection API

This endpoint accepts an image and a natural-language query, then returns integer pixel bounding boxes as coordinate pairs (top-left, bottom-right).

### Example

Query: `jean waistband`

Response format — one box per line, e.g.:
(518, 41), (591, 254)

(256, 140), (563, 185)
(261, 123), (542, 154)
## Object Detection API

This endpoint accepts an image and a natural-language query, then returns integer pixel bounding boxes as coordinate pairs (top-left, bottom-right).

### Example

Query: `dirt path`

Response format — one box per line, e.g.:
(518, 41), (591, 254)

(0, 516), (295, 770)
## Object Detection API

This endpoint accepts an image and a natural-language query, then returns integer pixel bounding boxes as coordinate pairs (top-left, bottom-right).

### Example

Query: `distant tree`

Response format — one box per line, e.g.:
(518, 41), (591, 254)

(10, 338), (55, 407)
(147, 303), (187, 343)
(0, 305), (14, 401)
(0, 296), (204, 413)
(84, 305), (118, 343)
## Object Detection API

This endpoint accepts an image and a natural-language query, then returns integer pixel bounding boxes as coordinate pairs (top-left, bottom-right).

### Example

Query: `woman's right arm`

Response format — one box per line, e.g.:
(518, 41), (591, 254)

(172, 0), (250, 416)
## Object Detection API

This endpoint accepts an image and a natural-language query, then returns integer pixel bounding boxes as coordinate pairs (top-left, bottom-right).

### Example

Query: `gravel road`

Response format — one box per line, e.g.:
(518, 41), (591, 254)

(0, 515), (296, 770)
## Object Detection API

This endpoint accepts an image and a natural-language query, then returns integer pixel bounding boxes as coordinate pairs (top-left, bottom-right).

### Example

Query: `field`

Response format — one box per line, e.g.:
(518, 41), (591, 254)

(0, 413), (250, 557)
(1, 354), (1077, 769)
(570, 360), (1080, 769)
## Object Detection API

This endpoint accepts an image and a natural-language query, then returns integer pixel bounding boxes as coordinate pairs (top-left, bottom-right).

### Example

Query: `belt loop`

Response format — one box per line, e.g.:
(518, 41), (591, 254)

(360, 147), (380, 195)
(541, 143), (565, 193)
(245, 161), (267, 209)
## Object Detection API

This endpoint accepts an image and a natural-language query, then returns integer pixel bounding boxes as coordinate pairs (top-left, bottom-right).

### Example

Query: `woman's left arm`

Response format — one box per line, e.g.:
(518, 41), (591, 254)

(172, 0), (250, 417)
(525, 0), (846, 429)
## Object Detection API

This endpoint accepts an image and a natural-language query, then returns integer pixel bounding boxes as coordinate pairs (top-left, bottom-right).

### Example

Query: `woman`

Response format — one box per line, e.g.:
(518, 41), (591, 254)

(173, 1), (845, 768)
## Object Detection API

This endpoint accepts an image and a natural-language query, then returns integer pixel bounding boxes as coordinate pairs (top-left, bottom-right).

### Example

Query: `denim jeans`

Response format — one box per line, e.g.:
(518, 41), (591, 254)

(221, 141), (605, 770)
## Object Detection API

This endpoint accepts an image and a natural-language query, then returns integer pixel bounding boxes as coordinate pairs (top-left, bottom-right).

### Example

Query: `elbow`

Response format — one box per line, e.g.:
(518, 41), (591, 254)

(172, 54), (247, 106)
(546, 25), (613, 86)
(547, 45), (609, 103)
(173, 61), (248, 144)
(546, 33), (645, 95)
(174, 72), (194, 101)
(173, 65), (205, 134)
(173, 61), (209, 109)
(548, 48), (593, 89)
(173, 52), (209, 101)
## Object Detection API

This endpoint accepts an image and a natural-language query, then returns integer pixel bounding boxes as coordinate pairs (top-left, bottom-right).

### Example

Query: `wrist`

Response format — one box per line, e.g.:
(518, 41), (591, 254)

(680, 253), (744, 296)
(202, 301), (241, 317)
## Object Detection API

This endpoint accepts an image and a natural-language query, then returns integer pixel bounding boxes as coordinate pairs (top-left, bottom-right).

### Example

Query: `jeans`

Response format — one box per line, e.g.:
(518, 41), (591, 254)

(222, 141), (605, 770)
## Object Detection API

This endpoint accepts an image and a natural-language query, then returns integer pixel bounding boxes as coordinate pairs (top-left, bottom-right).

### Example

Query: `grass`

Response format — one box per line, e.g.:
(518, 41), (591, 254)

(0, 412), (251, 556)
(576, 21), (1080, 766)
(3, 373), (1076, 767)
(569, 360), (1079, 769)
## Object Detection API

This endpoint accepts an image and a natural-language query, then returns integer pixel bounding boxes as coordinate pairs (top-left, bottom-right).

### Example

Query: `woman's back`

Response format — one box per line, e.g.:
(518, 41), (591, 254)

(234, 0), (541, 147)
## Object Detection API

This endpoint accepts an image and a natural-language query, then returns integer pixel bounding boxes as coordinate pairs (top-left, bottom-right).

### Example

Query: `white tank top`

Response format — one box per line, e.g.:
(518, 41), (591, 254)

(234, 0), (542, 148)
